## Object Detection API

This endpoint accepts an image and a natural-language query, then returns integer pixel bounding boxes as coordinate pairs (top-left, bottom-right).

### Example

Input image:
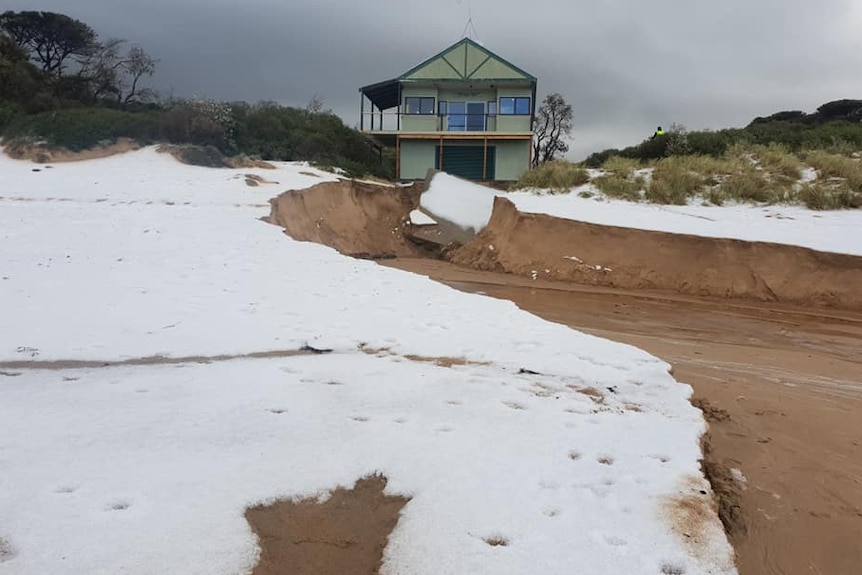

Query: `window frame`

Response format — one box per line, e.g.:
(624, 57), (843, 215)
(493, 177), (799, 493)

(499, 96), (531, 116)
(447, 101), (467, 131)
(404, 96), (436, 115)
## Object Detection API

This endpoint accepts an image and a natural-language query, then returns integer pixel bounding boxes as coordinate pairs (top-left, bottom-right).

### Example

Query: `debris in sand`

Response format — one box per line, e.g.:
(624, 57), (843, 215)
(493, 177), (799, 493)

(243, 174), (279, 187)
(300, 344), (334, 354)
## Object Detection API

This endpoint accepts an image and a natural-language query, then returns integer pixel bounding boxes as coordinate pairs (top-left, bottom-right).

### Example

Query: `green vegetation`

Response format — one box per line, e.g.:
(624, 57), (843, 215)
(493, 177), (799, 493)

(583, 144), (862, 209)
(803, 151), (862, 192)
(511, 160), (590, 193)
(584, 102), (862, 168)
(798, 181), (862, 210)
(574, 113), (862, 210)
(601, 155), (640, 177)
(3, 108), (160, 150)
(0, 10), (393, 178)
(644, 158), (706, 205)
(592, 174), (645, 201)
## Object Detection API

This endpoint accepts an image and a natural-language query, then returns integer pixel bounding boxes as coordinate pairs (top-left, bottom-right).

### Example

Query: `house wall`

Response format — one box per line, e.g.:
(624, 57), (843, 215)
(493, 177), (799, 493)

(437, 87), (496, 103)
(493, 140), (531, 181)
(494, 140), (530, 181)
(399, 83), (534, 134)
(496, 86), (533, 132)
(400, 85), (439, 132)
(400, 140), (437, 180)
(400, 138), (530, 181)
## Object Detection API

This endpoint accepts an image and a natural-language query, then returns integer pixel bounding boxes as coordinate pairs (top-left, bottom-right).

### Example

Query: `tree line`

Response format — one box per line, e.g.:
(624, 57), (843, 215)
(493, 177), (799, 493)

(0, 10), (155, 109)
(0, 10), (391, 178)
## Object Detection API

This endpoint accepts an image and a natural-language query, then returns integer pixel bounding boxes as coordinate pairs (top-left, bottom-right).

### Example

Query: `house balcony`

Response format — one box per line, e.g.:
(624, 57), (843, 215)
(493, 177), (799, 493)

(360, 111), (532, 146)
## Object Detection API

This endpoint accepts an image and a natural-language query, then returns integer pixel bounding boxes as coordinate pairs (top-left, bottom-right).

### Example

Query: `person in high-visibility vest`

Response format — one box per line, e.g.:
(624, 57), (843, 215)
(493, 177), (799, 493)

(653, 126), (666, 139)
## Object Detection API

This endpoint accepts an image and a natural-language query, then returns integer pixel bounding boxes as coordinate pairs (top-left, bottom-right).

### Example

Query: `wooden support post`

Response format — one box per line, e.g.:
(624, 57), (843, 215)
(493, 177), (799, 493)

(438, 136), (444, 171)
(396, 136), (401, 180)
(360, 93), (364, 131)
(483, 136), (488, 181)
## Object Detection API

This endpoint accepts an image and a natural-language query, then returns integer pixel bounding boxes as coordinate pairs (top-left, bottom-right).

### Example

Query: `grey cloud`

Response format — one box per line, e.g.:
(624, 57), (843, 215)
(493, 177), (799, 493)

(5, 0), (861, 159)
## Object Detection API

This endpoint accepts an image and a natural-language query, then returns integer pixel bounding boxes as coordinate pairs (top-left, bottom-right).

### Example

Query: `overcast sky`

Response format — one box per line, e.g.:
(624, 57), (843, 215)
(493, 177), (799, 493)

(6, 0), (862, 159)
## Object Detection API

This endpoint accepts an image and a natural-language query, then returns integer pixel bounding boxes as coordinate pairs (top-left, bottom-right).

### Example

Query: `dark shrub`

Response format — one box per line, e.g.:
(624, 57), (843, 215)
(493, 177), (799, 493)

(3, 108), (160, 150)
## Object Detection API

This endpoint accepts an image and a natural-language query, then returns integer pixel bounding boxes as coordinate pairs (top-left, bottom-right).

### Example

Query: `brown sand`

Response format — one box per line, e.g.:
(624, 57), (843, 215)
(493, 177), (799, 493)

(245, 476), (409, 575)
(266, 180), (427, 259)
(383, 258), (862, 575)
(4, 138), (140, 163)
(449, 197), (862, 310)
(0, 347), (333, 371)
(268, 183), (862, 311)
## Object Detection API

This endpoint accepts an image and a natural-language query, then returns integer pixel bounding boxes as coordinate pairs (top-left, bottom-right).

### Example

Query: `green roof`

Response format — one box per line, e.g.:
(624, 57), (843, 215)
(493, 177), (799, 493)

(360, 38), (536, 110)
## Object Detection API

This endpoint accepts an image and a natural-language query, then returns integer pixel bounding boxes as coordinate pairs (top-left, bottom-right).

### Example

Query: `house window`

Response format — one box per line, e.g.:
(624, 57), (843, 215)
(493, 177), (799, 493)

(405, 97), (435, 115)
(500, 97), (530, 115)
(487, 101), (497, 116)
(448, 102), (466, 131)
(447, 102), (486, 131)
(438, 101), (448, 116)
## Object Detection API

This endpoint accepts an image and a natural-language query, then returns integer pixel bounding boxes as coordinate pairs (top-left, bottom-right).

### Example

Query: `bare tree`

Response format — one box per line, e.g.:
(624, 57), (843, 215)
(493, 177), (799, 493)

(532, 93), (573, 166)
(121, 45), (157, 103)
(79, 40), (157, 103)
(306, 93), (326, 114)
(80, 37), (124, 101)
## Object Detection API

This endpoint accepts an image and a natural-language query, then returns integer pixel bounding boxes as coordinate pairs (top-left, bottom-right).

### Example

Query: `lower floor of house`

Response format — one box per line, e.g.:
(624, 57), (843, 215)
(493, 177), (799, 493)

(397, 136), (531, 182)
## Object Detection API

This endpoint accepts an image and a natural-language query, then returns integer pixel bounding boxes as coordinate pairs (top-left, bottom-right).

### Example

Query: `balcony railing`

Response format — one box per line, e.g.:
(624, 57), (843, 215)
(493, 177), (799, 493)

(361, 111), (529, 133)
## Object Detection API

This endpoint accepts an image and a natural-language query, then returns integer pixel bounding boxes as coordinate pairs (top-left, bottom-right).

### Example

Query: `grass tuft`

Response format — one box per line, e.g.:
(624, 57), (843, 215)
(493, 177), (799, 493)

(601, 156), (640, 177)
(798, 181), (862, 210)
(804, 151), (862, 192)
(593, 174), (646, 201)
(512, 161), (590, 193)
(645, 158), (706, 204)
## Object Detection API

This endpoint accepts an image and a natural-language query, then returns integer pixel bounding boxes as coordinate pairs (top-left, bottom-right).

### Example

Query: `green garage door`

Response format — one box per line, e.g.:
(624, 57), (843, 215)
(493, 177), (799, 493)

(435, 145), (496, 181)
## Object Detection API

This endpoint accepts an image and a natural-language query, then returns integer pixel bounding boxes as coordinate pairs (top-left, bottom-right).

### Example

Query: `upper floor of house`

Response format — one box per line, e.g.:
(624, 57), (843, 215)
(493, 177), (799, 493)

(359, 38), (537, 138)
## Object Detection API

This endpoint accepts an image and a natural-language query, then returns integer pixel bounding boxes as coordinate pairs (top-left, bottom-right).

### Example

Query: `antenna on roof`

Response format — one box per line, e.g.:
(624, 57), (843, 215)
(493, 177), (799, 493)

(458, 0), (480, 41)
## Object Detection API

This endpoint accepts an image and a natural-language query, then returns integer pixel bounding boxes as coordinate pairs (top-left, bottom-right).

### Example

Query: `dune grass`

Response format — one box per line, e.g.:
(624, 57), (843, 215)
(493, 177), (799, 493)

(593, 146), (862, 209)
(593, 174), (646, 201)
(513, 161), (590, 193)
(601, 156), (640, 177)
(644, 158), (708, 204)
(798, 181), (862, 210)
(803, 151), (862, 193)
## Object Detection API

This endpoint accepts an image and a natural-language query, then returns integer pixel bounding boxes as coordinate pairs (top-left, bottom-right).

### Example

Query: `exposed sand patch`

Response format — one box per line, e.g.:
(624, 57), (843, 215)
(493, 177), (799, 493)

(0, 346), (332, 371)
(224, 156), (276, 170)
(266, 180), (429, 259)
(155, 144), (276, 169)
(664, 474), (733, 567)
(267, 181), (862, 311)
(245, 475), (409, 575)
(449, 197), (862, 311)
(3, 138), (140, 163)
(357, 343), (489, 368)
(244, 174), (279, 187)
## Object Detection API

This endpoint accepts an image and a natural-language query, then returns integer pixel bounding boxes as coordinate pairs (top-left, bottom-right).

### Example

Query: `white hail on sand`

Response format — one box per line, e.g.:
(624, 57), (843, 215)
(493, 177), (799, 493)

(0, 148), (736, 575)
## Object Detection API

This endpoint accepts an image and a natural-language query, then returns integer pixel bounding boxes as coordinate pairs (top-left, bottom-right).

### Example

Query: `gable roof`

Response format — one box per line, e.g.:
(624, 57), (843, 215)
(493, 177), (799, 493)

(399, 38), (536, 82)
(360, 38), (536, 111)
